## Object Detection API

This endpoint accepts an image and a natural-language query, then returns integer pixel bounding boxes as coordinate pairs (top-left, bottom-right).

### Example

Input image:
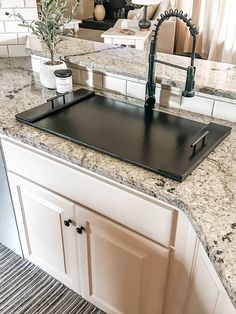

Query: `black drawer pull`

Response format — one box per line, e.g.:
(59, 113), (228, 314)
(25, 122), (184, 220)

(76, 226), (85, 234)
(64, 219), (72, 227)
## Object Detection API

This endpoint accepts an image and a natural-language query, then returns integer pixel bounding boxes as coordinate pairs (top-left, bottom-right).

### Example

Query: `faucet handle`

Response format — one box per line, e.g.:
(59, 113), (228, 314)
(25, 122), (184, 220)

(182, 66), (196, 97)
(145, 95), (156, 112)
(145, 82), (156, 111)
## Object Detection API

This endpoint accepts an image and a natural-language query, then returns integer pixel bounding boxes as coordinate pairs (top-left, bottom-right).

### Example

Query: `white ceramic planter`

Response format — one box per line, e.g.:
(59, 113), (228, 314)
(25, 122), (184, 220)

(39, 61), (67, 89)
(94, 4), (106, 21)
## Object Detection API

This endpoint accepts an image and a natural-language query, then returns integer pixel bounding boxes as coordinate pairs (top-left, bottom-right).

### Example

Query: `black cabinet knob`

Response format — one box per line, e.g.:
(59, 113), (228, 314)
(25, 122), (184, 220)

(76, 226), (85, 234)
(64, 219), (72, 227)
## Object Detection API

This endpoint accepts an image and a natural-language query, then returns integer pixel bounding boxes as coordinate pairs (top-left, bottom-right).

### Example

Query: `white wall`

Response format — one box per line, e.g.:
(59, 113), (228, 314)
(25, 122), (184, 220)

(0, 0), (94, 58)
(0, 0), (38, 57)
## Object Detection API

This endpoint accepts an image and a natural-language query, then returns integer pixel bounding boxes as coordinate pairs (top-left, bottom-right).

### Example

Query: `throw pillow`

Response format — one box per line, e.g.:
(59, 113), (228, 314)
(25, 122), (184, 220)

(127, 10), (138, 19)
(131, 7), (144, 19)
(153, 0), (174, 20)
(131, 4), (159, 20)
(147, 4), (160, 20)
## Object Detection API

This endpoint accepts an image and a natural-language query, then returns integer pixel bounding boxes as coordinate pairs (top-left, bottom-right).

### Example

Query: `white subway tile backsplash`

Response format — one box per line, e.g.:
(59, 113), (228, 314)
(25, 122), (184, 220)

(8, 44), (28, 56)
(155, 86), (161, 102)
(113, 74), (127, 80)
(76, 65), (87, 72)
(157, 87), (181, 108)
(127, 81), (145, 100)
(0, 46), (8, 56)
(17, 33), (29, 44)
(70, 67), (82, 84)
(30, 54), (236, 125)
(1, 1), (37, 57)
(0, 9), (14, 20)
(181, 95), (214, 116)
(213, 100), (236, 122)
(103, 76), (126, 94)
(0, 22), (5, 32)
(81, 70), (103, 89)
(1, 0), (25, 8)
(14, 8), (38, 20)
(0, 33), (17, 45)
(99, 71), (113, 77)
(196, 91), (216, 100)
(4, 20), (27, 33)
(24, 0), (37, 7)
(114, 73), (138, 82)
(197, 91), (236, 104)
(102, 71), (113, 77)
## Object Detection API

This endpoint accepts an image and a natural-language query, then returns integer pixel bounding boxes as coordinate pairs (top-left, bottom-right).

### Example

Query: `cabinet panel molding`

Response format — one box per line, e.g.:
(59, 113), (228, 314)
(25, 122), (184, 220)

(76, 205), (170, 314)
(164, 210), (198, 314)
(3, 138), (235, 314)
(186, 242), (220, 314)
(214, 290), (236, 314)
(8, 173), (80, 293)
(186, 240), (236, 314)
(2, 138), (175, 246)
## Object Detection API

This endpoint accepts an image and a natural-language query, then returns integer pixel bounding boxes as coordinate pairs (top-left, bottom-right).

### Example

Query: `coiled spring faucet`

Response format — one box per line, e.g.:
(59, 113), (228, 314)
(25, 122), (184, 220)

(145, 9), (199, 112)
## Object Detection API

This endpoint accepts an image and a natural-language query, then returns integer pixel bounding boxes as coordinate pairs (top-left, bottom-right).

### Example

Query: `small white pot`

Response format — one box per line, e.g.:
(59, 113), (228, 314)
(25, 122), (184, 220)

(39, 61), (67, 89)
(94, 4), (106, 21)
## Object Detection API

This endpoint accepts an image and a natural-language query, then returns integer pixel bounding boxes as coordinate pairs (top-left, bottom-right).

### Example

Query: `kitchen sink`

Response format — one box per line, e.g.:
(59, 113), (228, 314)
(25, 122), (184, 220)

(16, 88), (231, 181)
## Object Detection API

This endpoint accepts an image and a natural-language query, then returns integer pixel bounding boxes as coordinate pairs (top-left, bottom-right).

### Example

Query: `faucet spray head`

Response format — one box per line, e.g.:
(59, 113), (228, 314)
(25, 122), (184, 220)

(182, 66), (196, 97)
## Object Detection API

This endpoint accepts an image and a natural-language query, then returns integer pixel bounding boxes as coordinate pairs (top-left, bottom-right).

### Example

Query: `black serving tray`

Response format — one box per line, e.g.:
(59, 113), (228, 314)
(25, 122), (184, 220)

(16, 88), (231, 181)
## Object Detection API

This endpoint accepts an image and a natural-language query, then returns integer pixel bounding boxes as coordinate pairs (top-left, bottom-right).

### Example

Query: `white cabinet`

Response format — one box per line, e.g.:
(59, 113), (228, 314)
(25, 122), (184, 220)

(7, 171), (170, 314)
(164, 210), (236, 314)
(2, 138), (236, 314)
(186, 241), (220, 314)
(186, 240), (235, 314)
(2, 139), (175, 247)
(77, 205), (169, 314)
(214, 290), (236, 314)
(8, 173), (80, 292)
(163, 210), (198, 314)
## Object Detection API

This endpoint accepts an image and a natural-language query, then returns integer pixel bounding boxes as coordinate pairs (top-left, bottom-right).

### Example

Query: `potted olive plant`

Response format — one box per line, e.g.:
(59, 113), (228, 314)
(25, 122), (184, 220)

(8, 0), (78, 89)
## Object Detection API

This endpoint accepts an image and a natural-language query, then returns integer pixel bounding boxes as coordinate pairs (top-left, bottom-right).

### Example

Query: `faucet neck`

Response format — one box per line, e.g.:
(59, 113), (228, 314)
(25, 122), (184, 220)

(144, 9), (199, 112)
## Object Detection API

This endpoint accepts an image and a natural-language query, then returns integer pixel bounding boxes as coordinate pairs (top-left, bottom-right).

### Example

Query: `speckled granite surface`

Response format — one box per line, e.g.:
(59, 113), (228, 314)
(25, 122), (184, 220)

(0, 57), (236, 308)
(26, 35), (236, 101)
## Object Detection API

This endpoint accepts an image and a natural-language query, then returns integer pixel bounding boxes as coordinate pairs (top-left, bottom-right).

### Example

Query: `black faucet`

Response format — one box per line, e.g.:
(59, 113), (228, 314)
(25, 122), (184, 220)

(145, 9), (199, 112)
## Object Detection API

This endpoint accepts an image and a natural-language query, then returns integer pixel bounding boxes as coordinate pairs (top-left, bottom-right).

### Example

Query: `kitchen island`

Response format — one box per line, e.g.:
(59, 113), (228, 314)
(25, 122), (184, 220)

(0, 56), (235, 313)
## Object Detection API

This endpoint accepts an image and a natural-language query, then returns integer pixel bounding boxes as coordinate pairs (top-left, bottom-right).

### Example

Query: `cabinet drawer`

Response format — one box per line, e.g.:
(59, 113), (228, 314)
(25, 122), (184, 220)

(2, 138), (176, 246)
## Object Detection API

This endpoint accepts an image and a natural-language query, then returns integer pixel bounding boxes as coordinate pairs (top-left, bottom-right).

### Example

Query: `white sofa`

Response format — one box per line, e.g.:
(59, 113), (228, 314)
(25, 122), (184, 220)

(153, 19), (176, 54)
(127, 0), (176, 54)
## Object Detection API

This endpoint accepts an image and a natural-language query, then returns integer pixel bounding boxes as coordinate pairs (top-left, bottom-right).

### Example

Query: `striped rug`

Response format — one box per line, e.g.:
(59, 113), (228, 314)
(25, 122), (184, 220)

(0, 243), (106, 314)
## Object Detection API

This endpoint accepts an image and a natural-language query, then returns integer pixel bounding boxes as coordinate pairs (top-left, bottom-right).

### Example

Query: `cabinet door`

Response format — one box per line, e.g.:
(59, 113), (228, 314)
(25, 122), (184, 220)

(76, 205), (170, 314)
(163, 210), (198, 314)
(186, 242), (220, 314)
(186, 241), (236, 314)
(8, 173), (80, 292)
(214, 289), (236, 314)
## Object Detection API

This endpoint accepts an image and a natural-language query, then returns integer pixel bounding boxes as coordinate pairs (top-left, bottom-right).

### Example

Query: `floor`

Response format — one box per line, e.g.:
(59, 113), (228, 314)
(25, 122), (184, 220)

(0, 243), (105, 314)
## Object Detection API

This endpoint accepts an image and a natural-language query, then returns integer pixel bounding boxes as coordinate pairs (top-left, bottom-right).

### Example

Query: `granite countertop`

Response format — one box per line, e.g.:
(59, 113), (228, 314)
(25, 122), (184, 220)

(0, 56), (236, 308)
(26, 35), (236, 100)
